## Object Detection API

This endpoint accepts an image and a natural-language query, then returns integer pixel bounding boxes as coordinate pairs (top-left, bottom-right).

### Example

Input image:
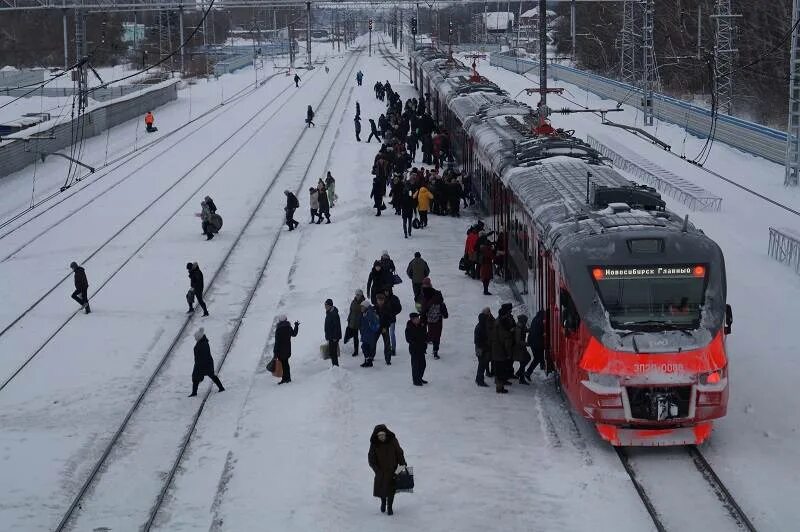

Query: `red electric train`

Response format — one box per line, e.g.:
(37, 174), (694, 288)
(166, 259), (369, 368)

(410, 49), (732, 446)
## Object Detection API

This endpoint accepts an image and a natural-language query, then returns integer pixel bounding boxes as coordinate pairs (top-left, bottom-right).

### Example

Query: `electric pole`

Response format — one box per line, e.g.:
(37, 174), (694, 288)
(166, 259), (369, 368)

(306, 1), (312, 69)
(642, 0), (654, 126)
(785, 0), (800, 186)
(712, 0), (740, 116)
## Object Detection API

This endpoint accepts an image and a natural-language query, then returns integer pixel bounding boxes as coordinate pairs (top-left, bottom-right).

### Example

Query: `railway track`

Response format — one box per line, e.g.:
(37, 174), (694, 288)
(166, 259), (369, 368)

(617, 445), (757, 532)
(0, 71), (280, 238)
(0, 68), (324, 391)
(53, 48), (362, 532)
(377, 40), (411, 82)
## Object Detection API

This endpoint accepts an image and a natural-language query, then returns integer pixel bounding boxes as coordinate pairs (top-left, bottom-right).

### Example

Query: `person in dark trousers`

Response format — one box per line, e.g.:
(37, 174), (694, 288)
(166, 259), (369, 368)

(513, 314), (532, 385)
(405, 252), (429, 300)
(367, 119), (381, 143)
(399, 185), (416, 238)
(356, 70), (363, 86)
(492, 303), (515, 394)
(309, 186), (320, 223)
(367, 261), (391, 303)
(374, 293), (393, 364)
(356, 101), (361, 119)
(355, 116), (362, 141)
(69, 261), (91, 314)
(274, 315), (299, 384)
(368, 424), (407, 516)
(317, 183), (331, 223)
(306, 105), (316, 127)
(324, 299), (342, 367)
(406, 131), (417, 161)
(345, 289), (365, 357)
(186, 262), (209, 316)
(294, 73), (301, 87)
(284, 190), (300, 230)
(474, 307), (494, 387)
(417, 278), (447, 359)
(479, 242), (495, 295)
(405, 312), (428, 386)
(370, 177), (385, 216)
(525, 310), (546, 379)
(359, 300), (381, 367)
(383, 287), (402, 357)
(144, 110), (157, 133)
(189, 328), (224, 396)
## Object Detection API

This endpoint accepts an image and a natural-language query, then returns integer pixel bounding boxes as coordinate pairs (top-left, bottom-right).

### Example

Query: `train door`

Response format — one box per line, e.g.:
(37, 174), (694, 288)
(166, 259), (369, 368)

(558, 285), (582, 399)
(545, 260), (558, 375)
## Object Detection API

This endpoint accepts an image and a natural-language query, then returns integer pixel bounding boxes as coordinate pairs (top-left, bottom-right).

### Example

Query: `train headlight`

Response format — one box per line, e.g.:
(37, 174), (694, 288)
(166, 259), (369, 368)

(587, 372), (620, 388)
(699, 367), (726, 386)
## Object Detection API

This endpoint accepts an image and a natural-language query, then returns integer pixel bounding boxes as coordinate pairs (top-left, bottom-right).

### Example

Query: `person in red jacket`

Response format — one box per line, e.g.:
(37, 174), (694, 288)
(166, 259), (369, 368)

(144, 111), (156, 133)
(464, 229), (479, 277)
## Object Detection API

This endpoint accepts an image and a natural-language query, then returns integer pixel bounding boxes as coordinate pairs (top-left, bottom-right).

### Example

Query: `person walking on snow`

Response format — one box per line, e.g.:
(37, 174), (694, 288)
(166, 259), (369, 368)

(405, 312), (428, 386)
(69, 261), (91, 314)
(400, 185), (416, 238)
(189, 328), (224, 396)
(367, 118), (381, 143)
(367, 261), (391, 303)
(309, 187), (320, 223)
(413, 184), (433, 228)
(525, 310), (546, 379)
(186, 262), (209, 316)
(317, 183), (331, 223)
(370, 177), (385, 216)
(474, 307), (494, 387)
(492, 303), (515, 394)
(359, 300), (381, 367)
(368, 424), (407, 516)
(324, 299), (342, 367)
(199, 198), (219, 240)
(294, 73), (301, 87)
(274, 315), (299, 384)
(354, 115), (362, 142)
(284, 190), (300, 230)
(306, 105), (316, 127)
(417, 278), (447, 359)
(479, 242), (495, 295)
(144, 111), (157, 133)
(406, 252), (429, 300)
(325, 171), (336, 207)
(356, 70), (363, 86)
(345, 289), (366, 357)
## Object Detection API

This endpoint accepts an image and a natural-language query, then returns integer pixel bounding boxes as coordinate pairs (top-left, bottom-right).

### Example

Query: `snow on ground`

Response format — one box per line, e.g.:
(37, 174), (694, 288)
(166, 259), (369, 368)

(0, 34), (797, 532)
(477, 54), (800, 529)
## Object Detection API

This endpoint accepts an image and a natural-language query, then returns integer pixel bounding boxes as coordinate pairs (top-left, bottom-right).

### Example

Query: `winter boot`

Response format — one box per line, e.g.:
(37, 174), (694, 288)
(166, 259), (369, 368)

(84, 304), (91, 314)
(187, 306), (194, 314)
(496, 386), (508, 394)
(476, 379), (489, 387)
(380, 498), (386, 513)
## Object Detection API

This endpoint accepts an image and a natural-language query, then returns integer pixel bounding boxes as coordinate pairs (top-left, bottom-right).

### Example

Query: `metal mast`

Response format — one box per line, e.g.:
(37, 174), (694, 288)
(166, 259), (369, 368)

(642, 0), (654, 126)
(306, 1), (312, 68)
(620, 0), (639, 84)
(712, 0), (739, 115)
(538, 0), (547, 106)
(786, 0), (800, 186)
(75, 3), (88, 110)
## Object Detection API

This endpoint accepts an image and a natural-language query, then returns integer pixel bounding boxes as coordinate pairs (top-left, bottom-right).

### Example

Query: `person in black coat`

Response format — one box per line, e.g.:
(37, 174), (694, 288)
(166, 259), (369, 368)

(366, 261), (391, 303)
(284, 190), (300, 230)
(324, 299), (342, 367)
(274, 315), (300, 384)
(294, 73), (301, 87)
(525, 310), (546, 378)
(370, 177), (385, 216)
(306, 105), (316, 127)
(367, 119), (381, 143)
(399, 185), (416, 239)
(354, 115), (362, 141)
(190, 328), (224, 396)
(474, 308), (494, 387)
(186, 261), (209, 316)
(405, 131), (418, 161)
(69, 261), (91, 314)
(405, 313), (428, 385)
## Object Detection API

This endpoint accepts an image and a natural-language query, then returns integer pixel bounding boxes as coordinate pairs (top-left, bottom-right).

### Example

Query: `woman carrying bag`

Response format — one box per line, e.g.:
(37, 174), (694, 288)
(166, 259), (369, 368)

(368, 424), (408, 516)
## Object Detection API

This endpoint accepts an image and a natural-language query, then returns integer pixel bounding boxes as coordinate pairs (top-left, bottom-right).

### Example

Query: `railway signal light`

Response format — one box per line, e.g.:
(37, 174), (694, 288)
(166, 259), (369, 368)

(411, 17), (417, 35)
(448, 20), (453, 36)
(369, 19), (373, 31)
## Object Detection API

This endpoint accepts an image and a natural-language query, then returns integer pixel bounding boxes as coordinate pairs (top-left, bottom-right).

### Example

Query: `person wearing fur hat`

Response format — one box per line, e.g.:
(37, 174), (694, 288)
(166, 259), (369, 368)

(69, 261), (91, 314)
(274, 315), (299, 384)
(345, 289), (366, 357)
(186, 262), (209, 316)
(405, 312), (428, 386)
(324, 299), (342, 367)
(190, 328), (224, 396)
(417, 277), (447, 359)
(359, 300), (381, 367)
(368, 424), (407, 516)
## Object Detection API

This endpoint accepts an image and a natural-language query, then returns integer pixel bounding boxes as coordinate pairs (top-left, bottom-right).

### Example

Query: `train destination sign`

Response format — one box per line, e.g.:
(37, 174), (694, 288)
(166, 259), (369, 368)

(592, 265), (705, 280)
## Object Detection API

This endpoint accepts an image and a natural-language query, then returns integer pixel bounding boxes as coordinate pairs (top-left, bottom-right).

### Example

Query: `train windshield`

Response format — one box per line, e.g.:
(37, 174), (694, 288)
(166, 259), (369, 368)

(591, 265), (707, 330)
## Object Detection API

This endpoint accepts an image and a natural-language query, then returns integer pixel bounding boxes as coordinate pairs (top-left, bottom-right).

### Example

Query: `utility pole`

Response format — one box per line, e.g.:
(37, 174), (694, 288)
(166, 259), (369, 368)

(620, 0), (639, 84)
(712, 0), (740, 116)
(62, 5), (69, 70)
(74, 5), (88, 111)
(306, 1), (312, 68)
(179, 5), (185, 75)
(538, 0), (547, 106)
(642, 0), (654, 126)
(785, 0), (800, 186)
(369, 18), (372, 56)
(400, 10), (403, 52)
(336, 10), (341, 52)
(570, 0), (577, 61)
(515, 1), (522, 50)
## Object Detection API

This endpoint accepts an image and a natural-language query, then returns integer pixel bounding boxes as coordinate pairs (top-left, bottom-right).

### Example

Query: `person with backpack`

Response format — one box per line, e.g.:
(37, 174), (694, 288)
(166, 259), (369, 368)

(199, 198), (222, 240)
(417, 278), (447, 359)
(359, 300), (381, 367)
(189, 328), (224, 396)
(284, 190), (300, 230)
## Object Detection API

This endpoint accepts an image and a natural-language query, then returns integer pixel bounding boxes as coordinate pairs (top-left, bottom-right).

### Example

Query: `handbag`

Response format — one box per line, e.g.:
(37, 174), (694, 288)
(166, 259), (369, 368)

(266, 357), (276, 373)
(380, 202), (387, 211)
(394, 466), (414, 493)
(186, 288), (195, 306)
(458, 256), (467, 271)
(271, 358), (283, 378)
(320, 342), (330, 359)
(411, 218), (421, 229)
(392, 273), (403, 285)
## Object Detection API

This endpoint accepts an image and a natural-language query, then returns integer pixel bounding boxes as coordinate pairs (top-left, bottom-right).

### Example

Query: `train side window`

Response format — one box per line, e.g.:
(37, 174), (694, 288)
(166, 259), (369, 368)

(560, 289), (580, 334)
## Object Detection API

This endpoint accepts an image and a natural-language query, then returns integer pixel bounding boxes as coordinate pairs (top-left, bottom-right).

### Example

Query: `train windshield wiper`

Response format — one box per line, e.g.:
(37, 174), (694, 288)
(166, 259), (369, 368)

(625, 320), (694, 337)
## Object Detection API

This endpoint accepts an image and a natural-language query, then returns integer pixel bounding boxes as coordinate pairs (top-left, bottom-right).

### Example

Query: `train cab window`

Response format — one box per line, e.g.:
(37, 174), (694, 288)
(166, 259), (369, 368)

(560, 289), (580, 333)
